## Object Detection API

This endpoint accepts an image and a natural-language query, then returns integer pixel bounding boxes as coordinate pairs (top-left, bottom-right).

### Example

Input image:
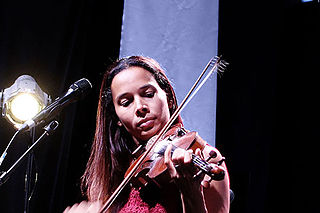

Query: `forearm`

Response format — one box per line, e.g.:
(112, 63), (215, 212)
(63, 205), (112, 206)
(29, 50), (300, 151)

(179, 182), (207, 213)
(203, 162), (230, 213)
(178, 163), (230, 213)
(165, 142), (229, 213)
(201, 145), (230, 213)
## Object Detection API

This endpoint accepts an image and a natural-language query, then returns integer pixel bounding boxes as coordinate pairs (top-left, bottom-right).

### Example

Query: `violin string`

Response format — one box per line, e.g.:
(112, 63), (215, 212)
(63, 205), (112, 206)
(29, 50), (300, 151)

(169, 146), (210, 171)
(192, 155), (210, 170)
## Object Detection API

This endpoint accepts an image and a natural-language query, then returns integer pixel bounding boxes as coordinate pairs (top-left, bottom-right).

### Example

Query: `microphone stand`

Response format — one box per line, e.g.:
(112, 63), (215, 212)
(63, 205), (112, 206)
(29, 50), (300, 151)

(0, 121), (59, 211)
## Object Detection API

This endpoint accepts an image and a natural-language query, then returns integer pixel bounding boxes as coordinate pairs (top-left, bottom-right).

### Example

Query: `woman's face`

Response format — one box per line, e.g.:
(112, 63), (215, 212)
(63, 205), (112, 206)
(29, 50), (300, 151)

(111, 66), (171, 143)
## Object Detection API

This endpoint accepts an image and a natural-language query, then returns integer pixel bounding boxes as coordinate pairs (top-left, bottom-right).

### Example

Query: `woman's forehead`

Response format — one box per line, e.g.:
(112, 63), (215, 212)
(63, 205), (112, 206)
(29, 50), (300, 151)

(111, 67), (159, 97)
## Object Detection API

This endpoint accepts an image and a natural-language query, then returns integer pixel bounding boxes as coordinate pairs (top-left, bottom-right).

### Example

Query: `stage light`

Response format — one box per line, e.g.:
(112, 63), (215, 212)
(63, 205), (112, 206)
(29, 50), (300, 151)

(0, 75), (51, 129)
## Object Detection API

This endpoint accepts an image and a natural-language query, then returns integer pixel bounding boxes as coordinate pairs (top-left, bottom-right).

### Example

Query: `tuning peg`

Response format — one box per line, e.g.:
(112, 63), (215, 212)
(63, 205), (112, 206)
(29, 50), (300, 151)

(193, 150), (217, 180)
(211, 170), (225, 181)
(205, 150), (217, 162)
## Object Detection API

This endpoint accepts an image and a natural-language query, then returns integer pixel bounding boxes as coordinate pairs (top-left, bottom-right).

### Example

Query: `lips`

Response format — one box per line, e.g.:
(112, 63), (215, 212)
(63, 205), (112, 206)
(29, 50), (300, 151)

(137, 117), (155, 130)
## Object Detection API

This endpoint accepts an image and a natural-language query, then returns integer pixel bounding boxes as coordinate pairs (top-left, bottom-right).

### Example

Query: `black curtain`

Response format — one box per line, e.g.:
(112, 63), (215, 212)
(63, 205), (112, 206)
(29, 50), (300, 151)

(218, 1), (319, 213)
(0, 1), (123, 212)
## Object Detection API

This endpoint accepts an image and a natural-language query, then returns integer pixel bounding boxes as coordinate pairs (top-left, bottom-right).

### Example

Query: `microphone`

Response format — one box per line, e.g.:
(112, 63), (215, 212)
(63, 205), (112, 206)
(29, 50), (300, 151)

(19, 78), (92, 131)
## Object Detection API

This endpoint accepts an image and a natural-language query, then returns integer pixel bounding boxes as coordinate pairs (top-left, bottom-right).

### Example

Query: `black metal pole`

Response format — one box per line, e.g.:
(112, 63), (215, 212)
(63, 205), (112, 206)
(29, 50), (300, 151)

(24, 127), (36, 213)
(0, 121), (59, 187)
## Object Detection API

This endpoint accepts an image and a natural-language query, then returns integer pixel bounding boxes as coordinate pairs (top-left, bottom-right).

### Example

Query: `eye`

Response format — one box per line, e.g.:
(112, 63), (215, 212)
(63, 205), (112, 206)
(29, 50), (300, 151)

(144, 90), (155, 98)
(119, 98), (131, 107)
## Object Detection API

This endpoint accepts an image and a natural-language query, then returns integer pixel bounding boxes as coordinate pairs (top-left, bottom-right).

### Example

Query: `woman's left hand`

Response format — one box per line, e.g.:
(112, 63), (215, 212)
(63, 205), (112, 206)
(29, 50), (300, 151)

(164, 144), (228, 213)
(164, 144), (225, 187)
(163, 144), (211, 213)
(164, 143), (195, 181)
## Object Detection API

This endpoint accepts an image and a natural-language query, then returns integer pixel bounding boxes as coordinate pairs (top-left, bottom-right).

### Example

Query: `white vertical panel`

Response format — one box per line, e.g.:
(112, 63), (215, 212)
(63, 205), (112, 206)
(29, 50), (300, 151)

(120, 0), (219, 145)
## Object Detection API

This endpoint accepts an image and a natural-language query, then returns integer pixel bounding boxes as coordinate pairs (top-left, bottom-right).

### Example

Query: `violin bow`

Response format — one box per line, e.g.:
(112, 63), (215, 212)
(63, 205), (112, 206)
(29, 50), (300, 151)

(99, 56), (228, 212)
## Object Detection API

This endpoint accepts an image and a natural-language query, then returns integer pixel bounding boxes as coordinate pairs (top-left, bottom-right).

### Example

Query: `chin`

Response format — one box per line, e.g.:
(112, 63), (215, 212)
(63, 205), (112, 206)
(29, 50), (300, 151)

(138, 128), (158, 142)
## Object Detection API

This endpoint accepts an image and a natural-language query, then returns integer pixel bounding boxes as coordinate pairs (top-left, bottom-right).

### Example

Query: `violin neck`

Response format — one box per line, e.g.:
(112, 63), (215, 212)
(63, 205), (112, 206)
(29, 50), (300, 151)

(157, 144), (213, 177)
(191, 154), (213, 175)
(173, 147), (224, 181)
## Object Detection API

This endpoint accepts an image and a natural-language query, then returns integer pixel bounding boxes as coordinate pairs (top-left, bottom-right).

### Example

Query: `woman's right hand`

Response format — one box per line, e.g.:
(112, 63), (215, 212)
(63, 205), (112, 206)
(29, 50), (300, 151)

(63, 201), (102, 213)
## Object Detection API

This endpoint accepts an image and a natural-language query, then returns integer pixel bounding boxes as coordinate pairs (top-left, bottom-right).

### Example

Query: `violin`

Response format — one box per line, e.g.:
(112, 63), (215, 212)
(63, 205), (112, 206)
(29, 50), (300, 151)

(100, 56), (228, 212)
(126, 124), (225, 189)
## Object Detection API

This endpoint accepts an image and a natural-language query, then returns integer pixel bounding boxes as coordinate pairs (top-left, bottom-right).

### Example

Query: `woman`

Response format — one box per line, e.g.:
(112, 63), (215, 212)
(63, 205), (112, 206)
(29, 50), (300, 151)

(64, 56), (230, 213)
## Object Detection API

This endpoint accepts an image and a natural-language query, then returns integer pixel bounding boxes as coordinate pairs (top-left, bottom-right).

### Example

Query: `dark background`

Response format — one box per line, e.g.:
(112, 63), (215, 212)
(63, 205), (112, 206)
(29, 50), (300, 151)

(218, 1), (319, 212)
(0, 1), (124, 212)
(0, 0), (318, 212)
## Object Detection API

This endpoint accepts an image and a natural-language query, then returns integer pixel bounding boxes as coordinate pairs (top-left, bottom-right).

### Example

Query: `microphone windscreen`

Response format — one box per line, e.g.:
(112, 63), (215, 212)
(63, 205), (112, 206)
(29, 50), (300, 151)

(73, 78), (92, 99)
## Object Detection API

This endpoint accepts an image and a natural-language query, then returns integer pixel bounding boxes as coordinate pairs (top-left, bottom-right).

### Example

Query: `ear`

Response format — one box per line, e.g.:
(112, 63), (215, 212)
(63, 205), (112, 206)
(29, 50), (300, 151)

(117, 120), (123, 127)
(168, 99), (174, 111)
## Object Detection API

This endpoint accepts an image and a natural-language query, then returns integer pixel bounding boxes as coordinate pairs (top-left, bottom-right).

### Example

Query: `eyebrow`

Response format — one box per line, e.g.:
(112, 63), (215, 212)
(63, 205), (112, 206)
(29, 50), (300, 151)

(139, 84), (156, 91)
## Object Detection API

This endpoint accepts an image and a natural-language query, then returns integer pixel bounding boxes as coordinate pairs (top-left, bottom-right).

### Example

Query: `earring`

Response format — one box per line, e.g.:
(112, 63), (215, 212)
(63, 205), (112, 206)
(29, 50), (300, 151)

(168, 100), (174, 111)
(117, 120), (123, 127)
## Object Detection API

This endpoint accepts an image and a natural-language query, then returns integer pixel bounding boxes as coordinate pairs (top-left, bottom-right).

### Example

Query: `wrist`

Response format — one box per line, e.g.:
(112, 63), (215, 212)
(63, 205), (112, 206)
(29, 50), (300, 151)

(175, 180), (207, 213)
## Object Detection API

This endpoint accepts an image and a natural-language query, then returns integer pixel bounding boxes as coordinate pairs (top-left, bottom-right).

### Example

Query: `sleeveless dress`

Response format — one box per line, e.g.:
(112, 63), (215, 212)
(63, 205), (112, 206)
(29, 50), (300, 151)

(119, 188), (167, 213)
(118, 179), (182, 213)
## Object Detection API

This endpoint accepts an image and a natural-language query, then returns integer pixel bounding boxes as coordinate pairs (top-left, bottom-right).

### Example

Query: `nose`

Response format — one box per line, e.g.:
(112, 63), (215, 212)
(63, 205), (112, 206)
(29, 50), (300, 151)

(135, 99), (149, 117)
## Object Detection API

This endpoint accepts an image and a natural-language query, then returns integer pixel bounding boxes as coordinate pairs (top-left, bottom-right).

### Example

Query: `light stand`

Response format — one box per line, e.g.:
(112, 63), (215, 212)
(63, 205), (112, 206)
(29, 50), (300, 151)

(0, 75), (51, 213)
(24, 127), (36, 213)
(0, 76), (92, 212)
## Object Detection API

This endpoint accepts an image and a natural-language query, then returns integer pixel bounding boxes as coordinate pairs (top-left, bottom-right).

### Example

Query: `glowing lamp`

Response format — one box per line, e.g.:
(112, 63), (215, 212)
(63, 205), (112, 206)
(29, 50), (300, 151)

(0, 75), (51, 129)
